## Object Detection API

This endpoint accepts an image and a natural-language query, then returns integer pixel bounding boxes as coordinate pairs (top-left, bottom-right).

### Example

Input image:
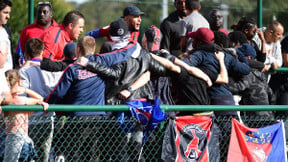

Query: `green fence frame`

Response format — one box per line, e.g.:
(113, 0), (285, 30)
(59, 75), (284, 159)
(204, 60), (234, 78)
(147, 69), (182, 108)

(3, 104), (288, 111)
(2, 104), (288, 161)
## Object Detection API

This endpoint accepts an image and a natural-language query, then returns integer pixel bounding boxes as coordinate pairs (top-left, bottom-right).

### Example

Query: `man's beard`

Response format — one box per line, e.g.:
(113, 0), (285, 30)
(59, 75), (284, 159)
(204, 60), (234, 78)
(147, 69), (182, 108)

(177, 10), (187, 17)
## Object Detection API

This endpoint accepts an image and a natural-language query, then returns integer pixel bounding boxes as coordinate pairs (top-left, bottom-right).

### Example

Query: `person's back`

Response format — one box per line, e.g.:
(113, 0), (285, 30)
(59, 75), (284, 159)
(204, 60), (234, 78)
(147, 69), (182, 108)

(19, 38), (52, 99)
(142, 25), (175, 105)
(46, 37), (106, 113)
(182, 28), (250, 103)
(105, 47), (167, 104)
(4, 69), (48, 162)
(46, 34), (139, 112)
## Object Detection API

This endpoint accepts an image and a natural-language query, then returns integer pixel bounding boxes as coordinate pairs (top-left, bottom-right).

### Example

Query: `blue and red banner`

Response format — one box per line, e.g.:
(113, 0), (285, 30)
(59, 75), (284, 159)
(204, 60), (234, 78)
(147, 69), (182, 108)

(126, 97), (167, 144)
(161, 116), (220, 162)
(227, 118), (287, 162)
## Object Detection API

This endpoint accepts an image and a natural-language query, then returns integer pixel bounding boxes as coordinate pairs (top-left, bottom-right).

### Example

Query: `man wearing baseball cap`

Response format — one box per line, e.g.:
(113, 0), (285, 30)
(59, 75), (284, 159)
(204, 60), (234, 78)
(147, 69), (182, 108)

(86, 6), (145, 45)
(184, 27), (250, 105)
(187, 27), (215, 45)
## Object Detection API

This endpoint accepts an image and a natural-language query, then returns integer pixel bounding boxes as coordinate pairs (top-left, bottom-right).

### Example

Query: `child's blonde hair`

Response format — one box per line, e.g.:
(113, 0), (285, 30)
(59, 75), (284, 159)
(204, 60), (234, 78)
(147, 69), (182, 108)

(5, 69), (20, 90)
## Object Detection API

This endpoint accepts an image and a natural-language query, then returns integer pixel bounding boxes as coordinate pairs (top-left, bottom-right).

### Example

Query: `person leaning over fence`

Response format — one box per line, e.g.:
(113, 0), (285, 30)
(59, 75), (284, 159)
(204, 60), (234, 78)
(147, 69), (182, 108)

(181, 27), (250, 161)
(46, 34), (139, 161)
(253, 20), (284, 75)
(141, 26), (228, 111)
(3, 69), (48, 162)
(19, 38), (60, 162)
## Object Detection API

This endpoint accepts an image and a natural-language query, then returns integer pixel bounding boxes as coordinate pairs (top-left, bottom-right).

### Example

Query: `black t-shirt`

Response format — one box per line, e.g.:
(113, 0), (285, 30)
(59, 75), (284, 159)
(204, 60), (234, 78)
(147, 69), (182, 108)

(281, 36), (288, 53)
(172, 66), (214, 106)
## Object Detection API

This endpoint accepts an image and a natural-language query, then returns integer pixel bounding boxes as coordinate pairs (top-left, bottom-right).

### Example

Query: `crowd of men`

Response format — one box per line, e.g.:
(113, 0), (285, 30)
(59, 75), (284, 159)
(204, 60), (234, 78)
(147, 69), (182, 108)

(0, 0), (288, 161)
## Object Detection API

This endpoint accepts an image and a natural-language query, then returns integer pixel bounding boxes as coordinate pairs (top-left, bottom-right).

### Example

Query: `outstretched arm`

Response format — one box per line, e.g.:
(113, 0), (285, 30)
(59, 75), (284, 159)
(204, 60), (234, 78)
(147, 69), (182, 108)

(75, 56), (123, 79)
(151, 53), (212, 87)
(151, 54), (181, 73)
(15, 87), (43, 101)
(214, 51), (228, 84)
(173, 57), (212, 87)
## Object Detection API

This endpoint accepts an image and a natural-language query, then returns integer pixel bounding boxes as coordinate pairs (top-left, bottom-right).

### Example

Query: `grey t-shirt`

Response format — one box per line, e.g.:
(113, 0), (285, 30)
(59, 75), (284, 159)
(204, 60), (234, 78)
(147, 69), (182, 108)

(180, 11), (210, 51)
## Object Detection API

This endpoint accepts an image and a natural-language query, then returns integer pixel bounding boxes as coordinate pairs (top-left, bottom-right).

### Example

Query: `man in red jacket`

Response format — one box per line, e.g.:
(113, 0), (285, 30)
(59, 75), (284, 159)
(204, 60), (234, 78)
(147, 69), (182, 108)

(17, 2), (58, 62)
(40, 10), (84, 61)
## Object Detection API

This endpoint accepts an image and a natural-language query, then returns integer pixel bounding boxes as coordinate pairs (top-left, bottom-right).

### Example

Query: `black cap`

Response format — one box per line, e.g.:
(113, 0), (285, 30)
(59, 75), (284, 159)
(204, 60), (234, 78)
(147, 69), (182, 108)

(63, 42), (76, 59)
(144, 25), (161, 51)
(123, 6), (145, 17)
(110, 19), (129, 38)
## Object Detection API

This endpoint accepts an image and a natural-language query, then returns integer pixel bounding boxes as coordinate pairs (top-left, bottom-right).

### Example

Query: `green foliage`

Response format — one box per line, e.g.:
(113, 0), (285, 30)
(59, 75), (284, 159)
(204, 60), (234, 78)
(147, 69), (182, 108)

(9, 0), (287, 52)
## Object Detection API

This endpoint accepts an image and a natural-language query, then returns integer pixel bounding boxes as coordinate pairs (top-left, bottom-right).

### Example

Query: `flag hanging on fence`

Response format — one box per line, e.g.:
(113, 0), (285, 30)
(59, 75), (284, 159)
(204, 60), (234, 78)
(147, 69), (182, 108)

(126, 96), (167, 144)
(161, 116), (220, 162)
(227, 118), (287, 162)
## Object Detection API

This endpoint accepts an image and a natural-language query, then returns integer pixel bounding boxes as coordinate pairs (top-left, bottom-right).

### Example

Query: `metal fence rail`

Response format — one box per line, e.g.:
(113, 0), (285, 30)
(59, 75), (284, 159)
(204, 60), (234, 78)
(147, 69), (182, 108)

(1, 105), (288, 161)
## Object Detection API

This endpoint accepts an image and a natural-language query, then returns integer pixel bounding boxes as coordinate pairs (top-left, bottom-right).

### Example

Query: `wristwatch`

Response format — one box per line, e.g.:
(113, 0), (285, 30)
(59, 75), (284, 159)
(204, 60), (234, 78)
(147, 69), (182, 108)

(127, 86), (133, 92)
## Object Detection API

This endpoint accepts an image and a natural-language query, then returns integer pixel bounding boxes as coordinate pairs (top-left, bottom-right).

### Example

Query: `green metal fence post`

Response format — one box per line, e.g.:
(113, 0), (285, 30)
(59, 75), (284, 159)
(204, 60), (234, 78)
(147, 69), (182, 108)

(28, 0), (34, 24)
(257, 0), (262, 28)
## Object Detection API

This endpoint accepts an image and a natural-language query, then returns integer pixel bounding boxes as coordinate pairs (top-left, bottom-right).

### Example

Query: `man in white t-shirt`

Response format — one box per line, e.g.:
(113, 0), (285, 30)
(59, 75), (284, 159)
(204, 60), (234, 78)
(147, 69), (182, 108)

(0, 0), (13, 72)
(0, 40), (11, 161)
(253, 20), (284, 72)
(0, 40), (10, 105)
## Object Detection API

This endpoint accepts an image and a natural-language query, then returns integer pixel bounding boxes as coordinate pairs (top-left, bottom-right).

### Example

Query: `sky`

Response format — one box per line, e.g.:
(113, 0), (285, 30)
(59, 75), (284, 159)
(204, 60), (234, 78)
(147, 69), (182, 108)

(65, 0), (90, 4)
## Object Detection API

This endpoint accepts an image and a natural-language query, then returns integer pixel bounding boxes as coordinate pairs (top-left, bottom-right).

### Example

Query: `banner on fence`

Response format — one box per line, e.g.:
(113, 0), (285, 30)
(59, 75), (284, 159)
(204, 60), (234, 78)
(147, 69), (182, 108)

(126, 96), (167, 144)
(227, 118), (287, 162)
(161, 116), (220, 162)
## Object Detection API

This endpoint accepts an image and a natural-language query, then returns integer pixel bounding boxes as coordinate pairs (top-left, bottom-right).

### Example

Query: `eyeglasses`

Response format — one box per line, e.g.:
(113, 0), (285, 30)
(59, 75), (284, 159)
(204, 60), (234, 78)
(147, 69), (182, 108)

(38, 2), (52, 8)
(212, 15), (223, 19)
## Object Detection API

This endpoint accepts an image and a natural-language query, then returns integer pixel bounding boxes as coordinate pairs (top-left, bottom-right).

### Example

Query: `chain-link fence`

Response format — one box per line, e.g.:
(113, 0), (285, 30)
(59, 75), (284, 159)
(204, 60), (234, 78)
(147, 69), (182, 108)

(1, 105), (288, 161)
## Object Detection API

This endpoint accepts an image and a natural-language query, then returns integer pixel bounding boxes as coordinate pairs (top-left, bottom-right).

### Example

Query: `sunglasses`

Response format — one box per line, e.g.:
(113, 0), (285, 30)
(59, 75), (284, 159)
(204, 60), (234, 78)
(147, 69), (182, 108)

(38, 2), (52, 8)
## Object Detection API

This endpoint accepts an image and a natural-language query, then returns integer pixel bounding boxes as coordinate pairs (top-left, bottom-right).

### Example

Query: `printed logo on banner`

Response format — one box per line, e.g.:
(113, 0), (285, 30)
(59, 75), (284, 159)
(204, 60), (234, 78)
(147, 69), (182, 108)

(177, 124), (207, 160)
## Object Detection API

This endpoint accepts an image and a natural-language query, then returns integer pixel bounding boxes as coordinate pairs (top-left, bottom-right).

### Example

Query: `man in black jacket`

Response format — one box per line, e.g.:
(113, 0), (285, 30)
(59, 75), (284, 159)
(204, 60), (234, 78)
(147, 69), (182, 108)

(160, 0), (187, 57)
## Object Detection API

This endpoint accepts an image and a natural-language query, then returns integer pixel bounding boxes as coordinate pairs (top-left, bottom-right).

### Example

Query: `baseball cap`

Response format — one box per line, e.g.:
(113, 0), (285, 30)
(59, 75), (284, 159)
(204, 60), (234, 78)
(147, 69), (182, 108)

(63, 42), (76, 60)
(236, 43), (256, 59)
(110, 19), (129, 38)
(123, 6), (145, 17)
(188, 28), (215, 44)
(144, 25), (161, 51)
